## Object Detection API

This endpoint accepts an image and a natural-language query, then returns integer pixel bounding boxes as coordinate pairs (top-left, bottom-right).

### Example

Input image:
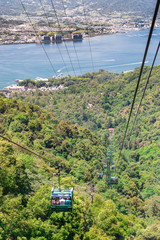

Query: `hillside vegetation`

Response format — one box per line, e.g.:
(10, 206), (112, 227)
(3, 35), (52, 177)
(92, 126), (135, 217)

(0, 65), (160, 239)
(17, 65), (160, 148)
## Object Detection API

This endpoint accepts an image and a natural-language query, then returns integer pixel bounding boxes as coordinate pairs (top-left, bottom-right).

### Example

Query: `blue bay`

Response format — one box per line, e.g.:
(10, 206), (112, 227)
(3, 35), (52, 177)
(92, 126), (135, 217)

(0, 28), (160, 89)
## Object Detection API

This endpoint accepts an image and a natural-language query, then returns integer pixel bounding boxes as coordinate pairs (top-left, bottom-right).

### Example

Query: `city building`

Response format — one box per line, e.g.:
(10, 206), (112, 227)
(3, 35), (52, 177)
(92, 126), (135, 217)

(55, 34), (62, 42)
(72, 33), (83, 41)
(51, 36), (55, 43)
(43, 36), (51, 43)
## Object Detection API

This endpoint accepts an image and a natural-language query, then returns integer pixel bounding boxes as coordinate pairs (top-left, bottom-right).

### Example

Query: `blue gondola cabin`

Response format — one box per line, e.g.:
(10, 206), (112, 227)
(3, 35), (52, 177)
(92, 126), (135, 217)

(111, 165), (115, 170)
(97, 173), (103, 179)
(51, 187), (73, 212)
(110, 176), (118, 184)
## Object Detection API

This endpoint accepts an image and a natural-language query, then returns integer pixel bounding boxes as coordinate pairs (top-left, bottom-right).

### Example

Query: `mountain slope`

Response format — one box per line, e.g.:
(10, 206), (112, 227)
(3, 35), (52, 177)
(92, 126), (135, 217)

(0, 65), (160, 239)
(0, 0), (157, 17)
(15, 65), (160, 204)
(16, 65), (160, 149)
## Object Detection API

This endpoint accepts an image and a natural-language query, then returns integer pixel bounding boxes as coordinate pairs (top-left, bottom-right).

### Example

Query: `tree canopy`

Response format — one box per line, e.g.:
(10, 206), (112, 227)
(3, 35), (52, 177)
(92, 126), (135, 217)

(0, 65), (160, 239)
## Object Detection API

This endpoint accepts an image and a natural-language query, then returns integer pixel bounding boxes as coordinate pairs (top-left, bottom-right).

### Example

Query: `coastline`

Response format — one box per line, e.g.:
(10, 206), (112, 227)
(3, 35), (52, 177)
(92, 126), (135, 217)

(0, 28), (146, 46)
(0, 27), (159, 90)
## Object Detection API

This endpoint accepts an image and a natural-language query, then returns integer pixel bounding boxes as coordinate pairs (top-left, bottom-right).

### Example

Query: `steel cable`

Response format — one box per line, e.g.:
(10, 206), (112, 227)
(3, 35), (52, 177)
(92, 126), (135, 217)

(19, 0), (57, 77)
(50, 0), (77, 75)
(119, 0), (160, 157)
(61, 0), (83, 75)
(130, 41), (160, 134)
(81, 0), (95, 72)
(38, 0), (69, 75)
(0, 133), (49, 162)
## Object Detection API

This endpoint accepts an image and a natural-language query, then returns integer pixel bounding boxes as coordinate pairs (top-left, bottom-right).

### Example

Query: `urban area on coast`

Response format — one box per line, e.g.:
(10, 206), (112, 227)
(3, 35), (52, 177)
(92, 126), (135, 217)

(1, 5), (160, 45)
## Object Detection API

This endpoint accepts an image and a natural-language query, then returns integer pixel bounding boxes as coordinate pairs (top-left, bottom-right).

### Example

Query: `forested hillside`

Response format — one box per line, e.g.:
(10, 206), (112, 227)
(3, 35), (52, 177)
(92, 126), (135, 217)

(17, 65), (160, 149)
(0, 65), (160, 239)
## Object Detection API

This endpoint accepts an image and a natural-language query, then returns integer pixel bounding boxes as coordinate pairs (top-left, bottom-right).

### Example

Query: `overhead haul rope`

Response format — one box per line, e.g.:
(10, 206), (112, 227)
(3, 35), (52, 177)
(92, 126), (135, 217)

(0, 133), (49, 162)
(119, 0), (160, 157)
(19, 0), (57, 77)
(61, 0), (75, 23)
(61, 0), (83, 75)
(39, 0), (50, 27)
(130, 41), (160, 134)
(38, 0), (69, 75)
(50, 0), (77, 76)
(81, 0), (95, 72)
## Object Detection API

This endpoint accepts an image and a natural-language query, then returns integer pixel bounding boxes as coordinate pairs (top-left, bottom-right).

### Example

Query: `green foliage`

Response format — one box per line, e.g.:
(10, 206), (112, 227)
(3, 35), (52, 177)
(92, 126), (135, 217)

(47, 32), (57, 36)
(139, 224), (160, 240)
(83, 226), (110, 240)
(0, 141), (30, 196)
(0, 65), (160, 238)
(36, 31), (45, 36)
(18, 79), (36, 88)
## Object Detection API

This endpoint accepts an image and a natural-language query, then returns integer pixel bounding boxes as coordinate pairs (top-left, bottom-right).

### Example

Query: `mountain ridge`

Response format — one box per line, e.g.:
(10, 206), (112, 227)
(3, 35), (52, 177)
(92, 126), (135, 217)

(0, 0), (157, 18)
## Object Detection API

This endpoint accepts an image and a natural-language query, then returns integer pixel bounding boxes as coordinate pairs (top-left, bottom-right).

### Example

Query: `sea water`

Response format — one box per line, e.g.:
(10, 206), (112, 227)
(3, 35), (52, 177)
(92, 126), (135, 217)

(0, 28), (160, 89)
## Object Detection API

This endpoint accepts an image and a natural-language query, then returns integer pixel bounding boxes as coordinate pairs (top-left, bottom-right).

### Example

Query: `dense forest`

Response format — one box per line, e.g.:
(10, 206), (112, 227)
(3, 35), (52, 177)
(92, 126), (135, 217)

(0, 65), (160, 239)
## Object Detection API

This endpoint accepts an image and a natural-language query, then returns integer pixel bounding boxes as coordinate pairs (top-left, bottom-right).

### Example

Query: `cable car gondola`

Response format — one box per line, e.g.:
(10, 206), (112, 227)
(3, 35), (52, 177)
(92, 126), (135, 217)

(111, 165), (115, 171)
(110, 176), (118, 184)
(97, 173), (103, 179)
(51, 187), (73, 212)
(51, 164), (73, 212)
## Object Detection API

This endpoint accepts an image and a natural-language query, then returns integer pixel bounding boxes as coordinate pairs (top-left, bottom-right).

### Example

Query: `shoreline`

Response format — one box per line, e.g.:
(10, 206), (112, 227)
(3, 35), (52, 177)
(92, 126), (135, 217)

(0, 27), (159, 90)
(0, 28), (148, 46)
(0, 33), (112, 46)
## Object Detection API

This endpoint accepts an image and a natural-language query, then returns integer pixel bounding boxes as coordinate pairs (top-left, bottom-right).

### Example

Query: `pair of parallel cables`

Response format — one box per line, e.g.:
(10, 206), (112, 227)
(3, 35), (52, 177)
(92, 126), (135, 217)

(119, 0), (160, 157)
(1, 0), (160, 163)
(0, 0), (95, 164)
(19, 0), (95, 76)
